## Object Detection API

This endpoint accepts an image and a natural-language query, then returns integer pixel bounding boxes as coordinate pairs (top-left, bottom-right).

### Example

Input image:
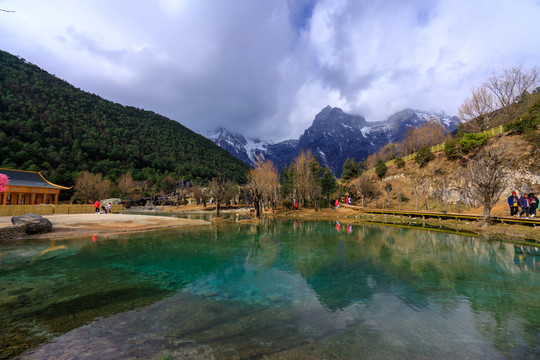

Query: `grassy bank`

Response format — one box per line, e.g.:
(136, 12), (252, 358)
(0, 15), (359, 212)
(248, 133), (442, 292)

(268, 206), (540, 245)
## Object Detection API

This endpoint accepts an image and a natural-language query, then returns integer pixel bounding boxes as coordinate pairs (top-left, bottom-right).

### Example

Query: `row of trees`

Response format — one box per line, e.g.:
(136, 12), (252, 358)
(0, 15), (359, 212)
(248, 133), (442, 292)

(246, 151), (340, 218)
(72, 150), (343, 219)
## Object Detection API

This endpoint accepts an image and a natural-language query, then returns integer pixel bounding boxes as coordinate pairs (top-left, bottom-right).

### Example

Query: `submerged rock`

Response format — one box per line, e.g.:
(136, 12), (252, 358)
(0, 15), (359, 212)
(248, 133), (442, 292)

(11, 213), (53, 235)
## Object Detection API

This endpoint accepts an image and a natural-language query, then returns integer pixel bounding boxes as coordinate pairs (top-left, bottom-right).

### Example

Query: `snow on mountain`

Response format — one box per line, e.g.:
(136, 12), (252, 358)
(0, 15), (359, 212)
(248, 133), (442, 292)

(385, 108), (461, 142)
(243, 138), (269, 164)
(207, 107), (461, 175)
(207, 128), (283, 167)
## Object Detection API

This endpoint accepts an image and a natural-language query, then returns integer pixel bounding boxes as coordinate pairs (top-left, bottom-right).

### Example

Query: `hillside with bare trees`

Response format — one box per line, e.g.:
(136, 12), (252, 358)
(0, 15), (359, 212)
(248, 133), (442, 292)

(350, 66), (539, 222)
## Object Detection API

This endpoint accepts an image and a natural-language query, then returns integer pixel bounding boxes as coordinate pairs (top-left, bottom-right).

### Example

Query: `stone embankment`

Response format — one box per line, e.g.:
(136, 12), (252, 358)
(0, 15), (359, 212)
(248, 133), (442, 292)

(0, 224), (26, 241)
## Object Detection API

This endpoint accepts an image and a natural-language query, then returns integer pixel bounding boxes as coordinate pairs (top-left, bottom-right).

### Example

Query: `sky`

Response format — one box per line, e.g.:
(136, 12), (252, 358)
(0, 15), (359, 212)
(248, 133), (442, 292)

(1, 0), (539, 141)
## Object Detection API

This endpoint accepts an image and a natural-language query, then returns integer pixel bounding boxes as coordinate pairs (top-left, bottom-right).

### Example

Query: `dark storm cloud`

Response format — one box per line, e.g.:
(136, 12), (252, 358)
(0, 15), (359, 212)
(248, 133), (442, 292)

(1, 0), (539, 140)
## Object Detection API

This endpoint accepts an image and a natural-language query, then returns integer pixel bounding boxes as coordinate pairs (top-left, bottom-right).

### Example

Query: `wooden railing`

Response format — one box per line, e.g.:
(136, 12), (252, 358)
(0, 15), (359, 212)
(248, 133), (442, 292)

(0, 204), (123, 217)
(396, 124), (505, 164)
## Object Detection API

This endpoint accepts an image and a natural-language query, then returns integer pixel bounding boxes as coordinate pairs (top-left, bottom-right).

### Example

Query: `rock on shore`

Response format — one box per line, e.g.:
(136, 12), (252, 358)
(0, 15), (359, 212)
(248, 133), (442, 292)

(11, 213), (53, 234)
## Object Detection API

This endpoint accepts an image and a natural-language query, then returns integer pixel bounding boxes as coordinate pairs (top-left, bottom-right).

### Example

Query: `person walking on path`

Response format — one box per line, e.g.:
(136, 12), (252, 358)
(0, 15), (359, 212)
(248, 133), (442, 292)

(529, 193), (538, 218)
(335, 198), (339, 210)
(518, 193), (531, 219)
(94, 200), (100, 213)
(508, 191), (520, 217)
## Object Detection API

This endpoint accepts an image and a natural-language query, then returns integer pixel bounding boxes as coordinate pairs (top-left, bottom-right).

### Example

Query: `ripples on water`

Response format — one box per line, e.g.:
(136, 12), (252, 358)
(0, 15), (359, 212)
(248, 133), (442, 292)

(0, 220), (538, 359)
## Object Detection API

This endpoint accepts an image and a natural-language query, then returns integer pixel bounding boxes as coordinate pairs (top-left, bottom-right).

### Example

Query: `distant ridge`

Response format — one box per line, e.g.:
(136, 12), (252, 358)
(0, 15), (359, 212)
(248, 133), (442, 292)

(0, 50), (249, 187)
(208, 107), (461, 176)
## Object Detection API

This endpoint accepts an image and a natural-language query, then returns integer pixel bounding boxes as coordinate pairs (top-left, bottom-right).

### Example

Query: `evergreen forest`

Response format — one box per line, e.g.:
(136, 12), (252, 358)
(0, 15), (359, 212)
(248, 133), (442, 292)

(0, 50), (249, 191)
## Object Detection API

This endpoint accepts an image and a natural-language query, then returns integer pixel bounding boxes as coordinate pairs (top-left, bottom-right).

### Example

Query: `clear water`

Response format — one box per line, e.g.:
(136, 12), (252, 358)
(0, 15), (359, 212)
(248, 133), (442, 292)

(0, 221), (538, 359)
(127, 211), (250, 221)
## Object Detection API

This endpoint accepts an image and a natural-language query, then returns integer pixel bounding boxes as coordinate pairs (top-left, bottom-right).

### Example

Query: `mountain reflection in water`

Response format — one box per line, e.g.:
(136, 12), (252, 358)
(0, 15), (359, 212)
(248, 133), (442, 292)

(0, 220), (537, 359)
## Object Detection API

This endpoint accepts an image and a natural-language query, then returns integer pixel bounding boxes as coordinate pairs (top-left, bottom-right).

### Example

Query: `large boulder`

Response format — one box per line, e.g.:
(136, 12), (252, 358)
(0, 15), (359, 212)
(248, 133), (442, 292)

(101, 198), (123, 205)
(11, 213), (53, 235)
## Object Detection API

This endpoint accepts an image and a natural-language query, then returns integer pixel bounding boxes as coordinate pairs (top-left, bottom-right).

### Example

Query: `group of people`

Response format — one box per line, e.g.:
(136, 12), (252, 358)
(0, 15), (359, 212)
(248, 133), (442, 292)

(335, 196), (352, 209)
(508, 191), (538, 219)
(94, 200), (112, 214)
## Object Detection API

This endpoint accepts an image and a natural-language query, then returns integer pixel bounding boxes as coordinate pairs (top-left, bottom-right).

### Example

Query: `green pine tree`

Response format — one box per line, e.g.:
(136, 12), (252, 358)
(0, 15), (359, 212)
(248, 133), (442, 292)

(321, 167), (337, 207)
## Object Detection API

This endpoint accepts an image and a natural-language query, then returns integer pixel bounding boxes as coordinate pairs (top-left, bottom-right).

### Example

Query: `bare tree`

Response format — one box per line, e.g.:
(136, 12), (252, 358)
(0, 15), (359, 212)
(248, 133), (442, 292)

(74, 171), (113, 202)
(366, 142), (401, 168)
(419, 176), (431, 211)
(191, 183), (207, 206)
(357, 174), (374, 207)
(396, 187), (404, 210)
(458, 177), (475, 211)
(118, 172), (137, 198)
(246, 158), (280, 218)
(485, 66), (539, 124)
(384, 183), (392, 209)
(458, 86), (496, 132)
(400, 118), (450, 155)
(261, 161), (280, 213)
(467, 146), (509, 226)
(407, 175), (421, 210)
(292, 150), (315, 206)
(208, 173), (232, 217)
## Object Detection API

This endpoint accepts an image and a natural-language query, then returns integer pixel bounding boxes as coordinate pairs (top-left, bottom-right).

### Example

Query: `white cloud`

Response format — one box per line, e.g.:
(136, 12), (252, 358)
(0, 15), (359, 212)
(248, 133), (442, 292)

(0, 0), (539, 141)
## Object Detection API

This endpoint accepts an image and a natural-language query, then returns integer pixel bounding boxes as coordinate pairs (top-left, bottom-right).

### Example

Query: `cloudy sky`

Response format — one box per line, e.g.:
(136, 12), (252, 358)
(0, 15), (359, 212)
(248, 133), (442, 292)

(1, 0), (539, 141)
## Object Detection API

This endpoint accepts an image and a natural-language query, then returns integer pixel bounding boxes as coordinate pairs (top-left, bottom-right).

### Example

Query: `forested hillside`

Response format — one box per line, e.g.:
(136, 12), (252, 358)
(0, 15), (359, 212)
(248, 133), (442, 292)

(0, 50), (248, 188)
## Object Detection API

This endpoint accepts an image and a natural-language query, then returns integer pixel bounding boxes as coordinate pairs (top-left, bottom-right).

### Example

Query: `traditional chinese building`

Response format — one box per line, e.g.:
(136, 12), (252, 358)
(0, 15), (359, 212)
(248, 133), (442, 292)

(0, 168), (71, 206)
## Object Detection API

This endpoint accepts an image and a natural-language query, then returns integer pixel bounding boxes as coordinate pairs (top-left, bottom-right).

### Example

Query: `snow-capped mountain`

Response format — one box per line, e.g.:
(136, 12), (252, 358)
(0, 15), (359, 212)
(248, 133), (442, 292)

(207, 128), (270, 166)
(385, 108), (461, 142)
(207, 107), (461, 176)
(293, 106), (389, 176)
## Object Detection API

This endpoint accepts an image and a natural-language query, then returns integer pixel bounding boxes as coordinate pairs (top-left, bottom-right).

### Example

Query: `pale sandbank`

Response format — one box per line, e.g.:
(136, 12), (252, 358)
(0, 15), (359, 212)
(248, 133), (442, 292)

(0, 213), (209, 240)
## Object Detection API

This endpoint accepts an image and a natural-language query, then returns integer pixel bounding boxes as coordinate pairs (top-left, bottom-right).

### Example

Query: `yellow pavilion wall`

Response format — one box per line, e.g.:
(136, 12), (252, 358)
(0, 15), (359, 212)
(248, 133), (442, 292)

(0, 204), (123, 216)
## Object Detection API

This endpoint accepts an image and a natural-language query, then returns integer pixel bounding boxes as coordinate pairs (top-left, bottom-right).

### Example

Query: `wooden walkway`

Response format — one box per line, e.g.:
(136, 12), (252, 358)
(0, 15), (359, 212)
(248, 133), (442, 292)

(347, 206), (540, 227)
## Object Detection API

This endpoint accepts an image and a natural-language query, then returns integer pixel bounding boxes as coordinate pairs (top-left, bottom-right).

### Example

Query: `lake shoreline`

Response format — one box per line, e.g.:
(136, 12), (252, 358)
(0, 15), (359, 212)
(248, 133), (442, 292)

(267, 206), (540, 244)
(0, 204), (538, 243)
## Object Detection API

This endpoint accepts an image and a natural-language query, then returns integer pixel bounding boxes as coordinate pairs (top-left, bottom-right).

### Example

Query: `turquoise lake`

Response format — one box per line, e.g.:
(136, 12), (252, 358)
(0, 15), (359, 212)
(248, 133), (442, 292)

(0, 220), (539, 359)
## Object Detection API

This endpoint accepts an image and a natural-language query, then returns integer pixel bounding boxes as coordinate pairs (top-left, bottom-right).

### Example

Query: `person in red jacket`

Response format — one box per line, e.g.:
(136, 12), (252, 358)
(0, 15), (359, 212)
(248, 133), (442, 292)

(335, 198), (339, 210)
(94, 200), (100, 213)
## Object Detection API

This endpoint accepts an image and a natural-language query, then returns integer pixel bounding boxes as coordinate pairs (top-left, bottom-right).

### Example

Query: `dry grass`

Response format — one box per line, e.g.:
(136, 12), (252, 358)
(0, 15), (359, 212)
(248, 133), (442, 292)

(350, 133), (540, 217)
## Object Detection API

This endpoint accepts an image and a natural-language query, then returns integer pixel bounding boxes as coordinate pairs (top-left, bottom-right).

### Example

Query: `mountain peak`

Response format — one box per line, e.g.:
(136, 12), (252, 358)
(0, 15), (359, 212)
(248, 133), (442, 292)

(386, 108), (461, 130)
(208, 106), (459, 176)
(311, 106), (366, 130)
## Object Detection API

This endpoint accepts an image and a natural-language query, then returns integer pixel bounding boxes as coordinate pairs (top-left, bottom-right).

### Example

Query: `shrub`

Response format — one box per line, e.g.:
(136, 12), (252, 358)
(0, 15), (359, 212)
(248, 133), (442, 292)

(375, 160), (387, 179)
(281, 199), (294, 210)
(504, 99), (540, 147)
(504, 117), (535, 134)
(444, 137), (461, 160)
(394, 157), (405, 169)
(398, 194), (409, 202)
(459, 133), (490, 153)
(320, 198), (329, 208)
(415, 146), (435, 167)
